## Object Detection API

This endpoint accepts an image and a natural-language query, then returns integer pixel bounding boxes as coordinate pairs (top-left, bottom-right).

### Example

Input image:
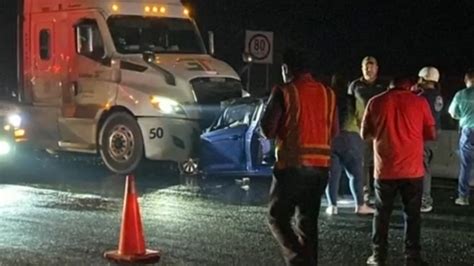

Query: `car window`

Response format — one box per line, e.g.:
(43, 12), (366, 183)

(211, 103), (258, 131)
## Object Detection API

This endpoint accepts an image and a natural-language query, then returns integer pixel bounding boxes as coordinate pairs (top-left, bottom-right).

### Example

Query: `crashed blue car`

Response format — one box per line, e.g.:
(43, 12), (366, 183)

(198, 97), (275, 178)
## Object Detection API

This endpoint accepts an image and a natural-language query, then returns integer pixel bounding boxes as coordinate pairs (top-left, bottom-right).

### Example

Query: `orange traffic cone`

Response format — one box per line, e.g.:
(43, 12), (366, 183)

(104, 175), (161, 264)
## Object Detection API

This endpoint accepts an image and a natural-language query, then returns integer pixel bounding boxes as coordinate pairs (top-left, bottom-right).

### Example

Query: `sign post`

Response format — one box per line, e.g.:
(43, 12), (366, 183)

(244, 31), (274, 92)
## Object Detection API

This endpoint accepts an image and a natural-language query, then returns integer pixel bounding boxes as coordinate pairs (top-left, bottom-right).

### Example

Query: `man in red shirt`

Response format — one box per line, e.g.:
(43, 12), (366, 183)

(361, 77), (436, 266)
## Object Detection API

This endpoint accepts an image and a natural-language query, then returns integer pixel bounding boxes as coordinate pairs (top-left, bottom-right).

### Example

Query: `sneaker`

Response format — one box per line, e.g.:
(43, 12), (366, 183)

(420, 202), (433, 213)
(356, 204), (375, 215)
(367, 254), (386, 266)
(325, 205), (338, 215)
(455, 197), (470, 206)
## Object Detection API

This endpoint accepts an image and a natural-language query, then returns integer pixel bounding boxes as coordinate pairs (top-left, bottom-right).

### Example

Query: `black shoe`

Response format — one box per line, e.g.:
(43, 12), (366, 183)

(367, 254), (386, 266)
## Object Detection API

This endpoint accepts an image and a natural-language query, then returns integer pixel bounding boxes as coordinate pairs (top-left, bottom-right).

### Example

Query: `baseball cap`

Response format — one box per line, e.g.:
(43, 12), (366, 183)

(418, 66), (440, 83)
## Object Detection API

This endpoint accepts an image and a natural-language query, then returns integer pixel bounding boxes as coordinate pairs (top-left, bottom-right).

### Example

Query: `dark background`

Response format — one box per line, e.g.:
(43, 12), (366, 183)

(184, 0), (474, 95)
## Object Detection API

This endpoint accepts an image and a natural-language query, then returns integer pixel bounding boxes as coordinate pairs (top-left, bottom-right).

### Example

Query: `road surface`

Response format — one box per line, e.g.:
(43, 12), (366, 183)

(0, 153), (473, 265)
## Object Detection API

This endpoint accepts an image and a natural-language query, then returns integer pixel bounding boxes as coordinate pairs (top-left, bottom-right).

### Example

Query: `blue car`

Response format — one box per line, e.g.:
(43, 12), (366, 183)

(198, 97), (274, 178)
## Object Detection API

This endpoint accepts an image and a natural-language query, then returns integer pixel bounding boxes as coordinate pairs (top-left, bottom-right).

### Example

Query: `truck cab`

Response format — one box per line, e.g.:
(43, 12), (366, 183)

(11, 0), (245, 174)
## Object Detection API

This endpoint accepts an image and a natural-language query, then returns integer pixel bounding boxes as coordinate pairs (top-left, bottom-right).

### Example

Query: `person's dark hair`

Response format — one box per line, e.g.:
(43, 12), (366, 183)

(283, 47), (310, 74)
(389, 76), (416, 90)
(466, 68), (474, 80)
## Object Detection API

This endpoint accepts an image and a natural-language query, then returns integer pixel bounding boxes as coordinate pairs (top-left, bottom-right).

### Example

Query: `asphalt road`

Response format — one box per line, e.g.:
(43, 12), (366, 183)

(0, 152), (473, 266)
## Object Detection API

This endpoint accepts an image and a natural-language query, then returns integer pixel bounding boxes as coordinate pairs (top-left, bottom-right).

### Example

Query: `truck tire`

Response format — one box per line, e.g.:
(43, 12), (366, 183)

(99, 112), (144, 174)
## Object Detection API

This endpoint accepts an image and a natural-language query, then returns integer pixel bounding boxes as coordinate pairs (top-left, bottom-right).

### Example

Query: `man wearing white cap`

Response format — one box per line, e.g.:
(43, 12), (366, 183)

(412, 66), (443, 213)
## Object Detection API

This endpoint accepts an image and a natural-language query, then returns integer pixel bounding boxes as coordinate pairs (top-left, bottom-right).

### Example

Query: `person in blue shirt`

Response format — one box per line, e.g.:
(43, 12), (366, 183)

(448, 68), (474, 206)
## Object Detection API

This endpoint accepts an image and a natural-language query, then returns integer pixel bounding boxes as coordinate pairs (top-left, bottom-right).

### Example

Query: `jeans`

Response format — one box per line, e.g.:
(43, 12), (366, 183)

(268, 167), (329, 266)
(326, 131), (365, 207)
(458, 127), (474, 197)
(363, 140), (374, 202)
(372, 178), (423, 260)
(422, 146), (433, 205)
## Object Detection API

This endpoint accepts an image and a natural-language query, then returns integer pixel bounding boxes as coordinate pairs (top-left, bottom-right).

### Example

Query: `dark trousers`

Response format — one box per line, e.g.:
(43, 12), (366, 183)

(327, 131), (365, 206)
(363, 141), (375, 202)
(268, 167), (329, 266)
(372, 178), (423, 260)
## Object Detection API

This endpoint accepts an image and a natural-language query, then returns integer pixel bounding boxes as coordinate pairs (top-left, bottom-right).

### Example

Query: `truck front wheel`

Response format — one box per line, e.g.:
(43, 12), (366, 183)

(99, 112), (144, 174)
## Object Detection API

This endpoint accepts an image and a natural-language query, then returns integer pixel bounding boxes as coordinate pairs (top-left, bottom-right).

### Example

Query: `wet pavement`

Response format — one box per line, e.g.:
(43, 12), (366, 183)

(0, 152), (473, 266)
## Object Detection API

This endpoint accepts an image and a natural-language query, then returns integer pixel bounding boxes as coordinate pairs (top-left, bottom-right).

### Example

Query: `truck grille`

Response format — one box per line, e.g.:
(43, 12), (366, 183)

(190, 78), (243, 128)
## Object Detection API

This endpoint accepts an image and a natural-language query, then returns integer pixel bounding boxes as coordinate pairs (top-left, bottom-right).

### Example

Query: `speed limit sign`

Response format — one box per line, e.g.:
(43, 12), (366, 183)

(245, 30), (274, 64)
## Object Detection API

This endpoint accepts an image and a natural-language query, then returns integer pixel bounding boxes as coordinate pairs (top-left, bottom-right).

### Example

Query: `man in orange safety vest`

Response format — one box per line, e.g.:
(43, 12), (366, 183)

(262, 47), (338, 266)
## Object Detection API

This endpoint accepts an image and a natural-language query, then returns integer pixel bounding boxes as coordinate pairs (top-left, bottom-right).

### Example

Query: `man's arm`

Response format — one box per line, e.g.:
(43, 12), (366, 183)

(360, 100), (374, 140)
(347, 80), (355, 95)
(348, 81), (366, 126)
(448, 92), (461, 120)
(422, 98), (437, 141)
(261, 86), (284, 139)
(331, 108), (340, 139)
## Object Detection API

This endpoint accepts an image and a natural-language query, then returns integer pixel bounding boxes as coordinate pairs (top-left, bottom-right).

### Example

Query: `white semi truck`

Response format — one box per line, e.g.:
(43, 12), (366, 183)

(0, 0), (246, 174)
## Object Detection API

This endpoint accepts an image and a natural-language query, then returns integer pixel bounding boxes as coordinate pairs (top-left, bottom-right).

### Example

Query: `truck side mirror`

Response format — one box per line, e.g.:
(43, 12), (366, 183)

(142, 51), (156, 63)
(208, 31), (215, 56)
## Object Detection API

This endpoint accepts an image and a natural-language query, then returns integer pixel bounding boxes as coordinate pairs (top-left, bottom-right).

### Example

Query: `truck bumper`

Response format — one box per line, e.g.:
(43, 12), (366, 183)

(137, 117), (200, 163)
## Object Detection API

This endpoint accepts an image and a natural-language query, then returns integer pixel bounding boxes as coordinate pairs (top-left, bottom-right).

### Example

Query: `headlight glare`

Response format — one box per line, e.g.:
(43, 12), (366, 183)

(7, 114), (21, 128)
(0, 140), (11, 156)
(150, 96), (185, 115)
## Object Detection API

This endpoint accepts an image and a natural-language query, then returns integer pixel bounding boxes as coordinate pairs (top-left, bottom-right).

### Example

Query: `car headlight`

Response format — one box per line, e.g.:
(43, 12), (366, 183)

(0, 140), (11, 156)
(150, 96), (185, 115)
(7, 114), (21, 128)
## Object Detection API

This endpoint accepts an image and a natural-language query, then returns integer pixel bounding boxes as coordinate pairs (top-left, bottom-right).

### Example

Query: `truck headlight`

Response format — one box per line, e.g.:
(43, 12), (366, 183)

(7, 114), (22, 128)
(0, 140), (11, 156)
(150, 96), (185, 115)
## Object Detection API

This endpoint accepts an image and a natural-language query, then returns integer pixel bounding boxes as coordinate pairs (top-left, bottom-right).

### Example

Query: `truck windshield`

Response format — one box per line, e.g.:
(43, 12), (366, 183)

(108, 16), (206, 54)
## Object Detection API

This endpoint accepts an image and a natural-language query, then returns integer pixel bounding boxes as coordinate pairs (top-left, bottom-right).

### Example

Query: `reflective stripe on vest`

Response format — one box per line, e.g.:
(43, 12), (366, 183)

(276, 83), (335, 168)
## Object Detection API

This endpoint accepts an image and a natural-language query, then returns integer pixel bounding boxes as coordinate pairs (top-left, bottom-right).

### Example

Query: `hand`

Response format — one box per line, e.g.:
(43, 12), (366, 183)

(411, 84), (423, 95)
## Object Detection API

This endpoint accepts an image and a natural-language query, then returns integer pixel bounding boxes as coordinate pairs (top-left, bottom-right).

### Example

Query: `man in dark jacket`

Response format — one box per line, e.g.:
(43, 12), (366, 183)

(348, 56), (387, 203)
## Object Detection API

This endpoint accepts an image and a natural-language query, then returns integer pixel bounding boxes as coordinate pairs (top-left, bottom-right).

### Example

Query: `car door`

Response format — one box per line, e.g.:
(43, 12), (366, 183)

(200, 102), (258, 173)
(250, 100), (275, 169)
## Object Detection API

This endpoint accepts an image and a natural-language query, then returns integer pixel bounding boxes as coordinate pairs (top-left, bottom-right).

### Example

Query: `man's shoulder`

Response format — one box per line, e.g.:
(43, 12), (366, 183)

(301, 79), (333, 92)
(455, 87), (472, 97)
(374, 79), (388, 91)
(370, 89), (390, 100)
(349, 78), (364, 88)
(398, 91), (432, 107)
(365, 90), (389, 109)
(372, 89), (420, 106)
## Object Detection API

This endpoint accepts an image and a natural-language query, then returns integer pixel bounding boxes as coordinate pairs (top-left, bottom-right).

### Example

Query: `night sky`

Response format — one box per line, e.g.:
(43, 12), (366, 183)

(186, 0), (474, 88)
